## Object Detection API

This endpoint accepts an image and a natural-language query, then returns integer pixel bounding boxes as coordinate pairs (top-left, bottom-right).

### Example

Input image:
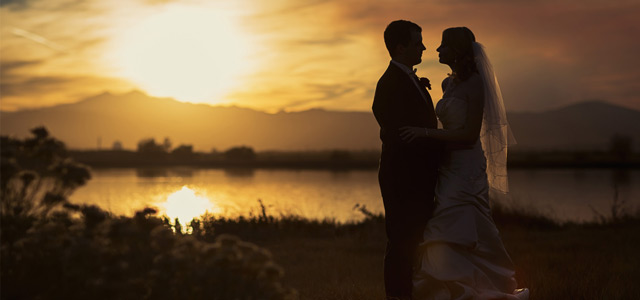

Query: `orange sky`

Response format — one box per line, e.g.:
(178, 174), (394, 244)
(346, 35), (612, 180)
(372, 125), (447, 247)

(1, 0), (639, 113)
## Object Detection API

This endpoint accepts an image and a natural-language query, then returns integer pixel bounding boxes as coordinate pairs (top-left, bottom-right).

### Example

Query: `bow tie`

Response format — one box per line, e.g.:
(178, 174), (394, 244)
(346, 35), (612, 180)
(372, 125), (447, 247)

(412, 68), (431, 90)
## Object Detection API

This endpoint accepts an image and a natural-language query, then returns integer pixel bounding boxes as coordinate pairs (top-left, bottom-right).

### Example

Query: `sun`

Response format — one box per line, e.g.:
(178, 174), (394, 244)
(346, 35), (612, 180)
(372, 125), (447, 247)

(109, 5), (251, 104)
(162, 186), (217, 225)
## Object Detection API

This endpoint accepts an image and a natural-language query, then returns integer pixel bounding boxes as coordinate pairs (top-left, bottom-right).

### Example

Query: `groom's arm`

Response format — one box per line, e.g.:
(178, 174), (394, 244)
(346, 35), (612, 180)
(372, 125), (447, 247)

(372, 79), (406, 146)
(372, 80), (396, 129)
(400, 76), (485, 144)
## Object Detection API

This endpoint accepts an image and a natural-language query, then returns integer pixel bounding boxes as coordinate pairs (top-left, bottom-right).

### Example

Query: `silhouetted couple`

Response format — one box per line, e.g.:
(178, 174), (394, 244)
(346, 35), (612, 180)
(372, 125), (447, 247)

(372, 20), (528, 300)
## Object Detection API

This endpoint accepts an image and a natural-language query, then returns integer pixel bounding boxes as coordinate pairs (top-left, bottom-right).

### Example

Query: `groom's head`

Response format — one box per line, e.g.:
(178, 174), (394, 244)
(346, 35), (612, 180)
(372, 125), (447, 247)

(384, 20), (425, 66)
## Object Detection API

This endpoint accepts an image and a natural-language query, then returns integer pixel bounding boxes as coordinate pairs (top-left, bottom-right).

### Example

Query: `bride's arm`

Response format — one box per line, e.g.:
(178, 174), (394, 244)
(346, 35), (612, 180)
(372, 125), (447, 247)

(400, 77), (485, 144)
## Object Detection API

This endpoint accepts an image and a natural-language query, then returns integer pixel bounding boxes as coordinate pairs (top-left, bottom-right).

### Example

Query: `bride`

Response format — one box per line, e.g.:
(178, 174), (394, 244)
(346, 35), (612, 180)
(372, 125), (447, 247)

(399, 27), (529, 300)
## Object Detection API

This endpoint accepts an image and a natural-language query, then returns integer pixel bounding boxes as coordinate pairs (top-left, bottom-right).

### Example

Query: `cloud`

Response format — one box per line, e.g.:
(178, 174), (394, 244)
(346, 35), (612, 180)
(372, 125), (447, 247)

(10, 27), (68, 53)
(0, 0), (31, 10)
(0, 59), (42, 71)
(244, 0), (640, 111)
(1, 0), (639, 113)
(0, 69), (134, 111)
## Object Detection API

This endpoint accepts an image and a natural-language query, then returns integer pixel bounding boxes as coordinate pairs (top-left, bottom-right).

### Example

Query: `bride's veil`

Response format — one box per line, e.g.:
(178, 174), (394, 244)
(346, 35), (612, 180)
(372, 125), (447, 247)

(473, 42), (516, 194)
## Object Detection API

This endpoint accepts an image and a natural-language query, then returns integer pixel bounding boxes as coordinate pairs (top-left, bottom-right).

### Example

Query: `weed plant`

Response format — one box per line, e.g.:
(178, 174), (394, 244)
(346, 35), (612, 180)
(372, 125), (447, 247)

(1, 128), (297, 300)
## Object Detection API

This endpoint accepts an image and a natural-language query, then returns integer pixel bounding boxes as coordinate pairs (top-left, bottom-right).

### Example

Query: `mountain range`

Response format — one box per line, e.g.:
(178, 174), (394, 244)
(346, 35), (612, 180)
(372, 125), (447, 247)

(1, 91), (639, 152)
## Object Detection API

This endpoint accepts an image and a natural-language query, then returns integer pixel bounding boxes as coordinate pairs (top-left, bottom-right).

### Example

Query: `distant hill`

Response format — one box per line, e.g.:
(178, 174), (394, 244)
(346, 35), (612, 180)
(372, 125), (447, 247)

(0, 91), (380, 151)
(508, 101), (640, 151)
(1, 91), (639, 151)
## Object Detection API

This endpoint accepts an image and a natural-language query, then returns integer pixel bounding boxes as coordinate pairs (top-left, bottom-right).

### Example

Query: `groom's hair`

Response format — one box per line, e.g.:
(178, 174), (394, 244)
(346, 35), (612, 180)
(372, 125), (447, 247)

(384, 20), (422, 57)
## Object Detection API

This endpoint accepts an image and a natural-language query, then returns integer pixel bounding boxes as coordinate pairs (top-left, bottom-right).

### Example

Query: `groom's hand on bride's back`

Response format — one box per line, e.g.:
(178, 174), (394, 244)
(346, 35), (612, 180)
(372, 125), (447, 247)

(399, 126), (426, 143)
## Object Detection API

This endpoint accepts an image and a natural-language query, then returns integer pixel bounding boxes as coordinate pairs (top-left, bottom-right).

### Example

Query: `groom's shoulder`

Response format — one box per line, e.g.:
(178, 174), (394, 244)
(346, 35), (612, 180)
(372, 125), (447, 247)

(377, 64), (402, 86)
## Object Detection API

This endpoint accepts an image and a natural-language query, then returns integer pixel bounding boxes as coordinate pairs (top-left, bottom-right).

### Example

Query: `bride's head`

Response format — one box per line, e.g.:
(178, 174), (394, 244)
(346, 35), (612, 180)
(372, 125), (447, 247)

(437, 27), (478, 82)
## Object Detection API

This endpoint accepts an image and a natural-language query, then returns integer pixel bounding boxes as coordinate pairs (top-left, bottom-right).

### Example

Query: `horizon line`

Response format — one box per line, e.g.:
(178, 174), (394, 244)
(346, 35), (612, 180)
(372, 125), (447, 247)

(0, 89), (634, 114)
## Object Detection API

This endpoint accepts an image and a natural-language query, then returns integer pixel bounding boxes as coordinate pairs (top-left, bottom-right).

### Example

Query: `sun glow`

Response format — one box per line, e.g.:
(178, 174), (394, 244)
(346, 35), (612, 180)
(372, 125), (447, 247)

(109, 5), (251, 104)
(162, 186), (216, 224)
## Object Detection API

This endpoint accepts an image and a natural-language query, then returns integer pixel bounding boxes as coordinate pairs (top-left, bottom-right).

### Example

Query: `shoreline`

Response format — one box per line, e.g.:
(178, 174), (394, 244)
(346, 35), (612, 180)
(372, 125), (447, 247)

(70, 149), (640, 170)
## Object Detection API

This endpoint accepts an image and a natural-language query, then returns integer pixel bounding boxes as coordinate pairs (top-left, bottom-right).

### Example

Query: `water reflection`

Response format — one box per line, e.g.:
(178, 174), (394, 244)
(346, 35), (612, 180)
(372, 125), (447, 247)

(71, 168), (640, 223)
(161, 186), (217, 224)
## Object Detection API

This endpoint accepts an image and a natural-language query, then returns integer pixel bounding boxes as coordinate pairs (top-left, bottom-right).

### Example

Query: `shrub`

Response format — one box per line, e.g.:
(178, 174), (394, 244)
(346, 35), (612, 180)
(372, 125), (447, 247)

(1, 206), (297, 299)
(1, 128), (297, 299)
(1, 127), (91, 219)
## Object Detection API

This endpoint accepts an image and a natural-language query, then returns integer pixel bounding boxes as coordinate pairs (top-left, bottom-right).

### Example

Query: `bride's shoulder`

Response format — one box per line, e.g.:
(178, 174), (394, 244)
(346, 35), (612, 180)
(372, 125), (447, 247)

(464, 73), (484, 101)
(441, 76), (453, 91)
(465, 73), (484, 92)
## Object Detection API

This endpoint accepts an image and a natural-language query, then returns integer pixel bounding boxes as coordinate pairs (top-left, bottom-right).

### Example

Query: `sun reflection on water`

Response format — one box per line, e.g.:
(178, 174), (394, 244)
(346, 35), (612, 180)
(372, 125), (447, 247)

(162, 186), (216, 224)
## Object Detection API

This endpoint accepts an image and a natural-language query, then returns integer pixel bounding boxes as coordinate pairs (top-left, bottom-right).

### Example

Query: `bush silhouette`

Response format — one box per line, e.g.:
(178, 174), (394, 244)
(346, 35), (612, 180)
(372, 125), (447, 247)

(224, 146), (256, 161)
(137, 137), (171, 154)
(1, 127), (298, 300)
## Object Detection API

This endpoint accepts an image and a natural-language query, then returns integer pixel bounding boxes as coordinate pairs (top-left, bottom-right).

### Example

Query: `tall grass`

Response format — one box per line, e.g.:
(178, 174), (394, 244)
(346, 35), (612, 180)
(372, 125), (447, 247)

(172, 199), (639, 300)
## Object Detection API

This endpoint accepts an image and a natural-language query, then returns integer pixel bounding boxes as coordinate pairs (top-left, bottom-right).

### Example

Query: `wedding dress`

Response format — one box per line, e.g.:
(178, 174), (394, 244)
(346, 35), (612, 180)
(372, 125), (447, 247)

(412, 93), (522, 300)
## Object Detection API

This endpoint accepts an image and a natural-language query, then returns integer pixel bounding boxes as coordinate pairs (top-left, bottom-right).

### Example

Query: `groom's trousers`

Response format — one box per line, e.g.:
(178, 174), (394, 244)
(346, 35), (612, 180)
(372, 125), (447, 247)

(379, 148), (438, 299)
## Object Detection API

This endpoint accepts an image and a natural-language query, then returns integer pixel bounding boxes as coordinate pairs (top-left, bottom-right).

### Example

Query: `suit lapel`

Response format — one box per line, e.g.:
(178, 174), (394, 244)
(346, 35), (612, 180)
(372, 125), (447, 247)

(389, 63), (433, 110)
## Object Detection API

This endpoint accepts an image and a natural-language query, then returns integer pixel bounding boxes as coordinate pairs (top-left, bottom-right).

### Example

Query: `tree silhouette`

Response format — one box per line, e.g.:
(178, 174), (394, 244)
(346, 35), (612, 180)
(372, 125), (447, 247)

(224, 146), (256, 161)
(171, 144), (194, 157)
(112, 140), (123, 151)
(137, 137), (171, 153)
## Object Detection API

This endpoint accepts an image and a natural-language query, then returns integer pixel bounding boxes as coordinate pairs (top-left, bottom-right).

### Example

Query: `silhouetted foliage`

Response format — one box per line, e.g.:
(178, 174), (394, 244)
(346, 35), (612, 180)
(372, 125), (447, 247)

(224, 146), (256, 161)
(137, 138), (162, 153)
(1, 128), (298, 300)
(137, 137), (171, 153)
(1, 205), (298, 300)
(1, 126), (91, 219)
(171, 144), (194, 157)
(112, 140), (123, 151)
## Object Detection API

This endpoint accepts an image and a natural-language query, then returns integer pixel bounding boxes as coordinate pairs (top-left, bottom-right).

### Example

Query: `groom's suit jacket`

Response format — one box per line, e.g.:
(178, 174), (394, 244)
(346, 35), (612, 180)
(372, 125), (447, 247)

(372, 62), (441, 170)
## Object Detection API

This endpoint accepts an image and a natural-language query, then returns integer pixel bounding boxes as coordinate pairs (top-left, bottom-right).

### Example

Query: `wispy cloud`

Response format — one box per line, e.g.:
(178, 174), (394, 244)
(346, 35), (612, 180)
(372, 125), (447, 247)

(1, 0), (639, 112)
(10, 27), (67, 53)
(0, 60), (134, 111)
(234, 0), (640, 111)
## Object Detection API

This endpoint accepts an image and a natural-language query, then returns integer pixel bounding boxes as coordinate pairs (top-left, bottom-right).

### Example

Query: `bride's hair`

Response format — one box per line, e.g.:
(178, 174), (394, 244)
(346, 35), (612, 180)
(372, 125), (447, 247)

(444, 27), (478, 82)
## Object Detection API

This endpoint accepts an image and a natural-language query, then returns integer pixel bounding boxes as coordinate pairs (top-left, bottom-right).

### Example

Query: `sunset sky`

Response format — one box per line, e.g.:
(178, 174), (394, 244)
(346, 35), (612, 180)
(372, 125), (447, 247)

(1, 0), (639, 113)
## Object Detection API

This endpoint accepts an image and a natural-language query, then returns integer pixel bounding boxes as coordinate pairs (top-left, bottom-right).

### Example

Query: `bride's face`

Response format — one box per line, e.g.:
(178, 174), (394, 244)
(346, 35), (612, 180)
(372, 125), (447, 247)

(436, 37), (455, 66)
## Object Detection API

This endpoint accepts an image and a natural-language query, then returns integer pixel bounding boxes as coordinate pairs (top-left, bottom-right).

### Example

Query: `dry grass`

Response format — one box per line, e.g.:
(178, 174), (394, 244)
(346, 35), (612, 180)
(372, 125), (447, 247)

(208, 209), (640, 300)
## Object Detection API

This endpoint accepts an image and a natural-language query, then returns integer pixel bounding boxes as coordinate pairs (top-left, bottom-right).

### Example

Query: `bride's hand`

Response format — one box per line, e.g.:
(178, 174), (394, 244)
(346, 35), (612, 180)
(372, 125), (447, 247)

(399, 126), (427, 143)
(419, 77), (431, 90)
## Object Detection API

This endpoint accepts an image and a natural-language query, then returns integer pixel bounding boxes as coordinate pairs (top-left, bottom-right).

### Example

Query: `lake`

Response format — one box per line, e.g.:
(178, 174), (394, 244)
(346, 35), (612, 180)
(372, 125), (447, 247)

(70, 168), (640, 223)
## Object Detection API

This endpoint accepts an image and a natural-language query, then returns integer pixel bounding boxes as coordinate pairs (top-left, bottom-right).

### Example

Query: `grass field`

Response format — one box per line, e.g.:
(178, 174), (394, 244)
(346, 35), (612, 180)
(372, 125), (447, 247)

(3, 201), (639, 299)
(198, 205), (640, 300)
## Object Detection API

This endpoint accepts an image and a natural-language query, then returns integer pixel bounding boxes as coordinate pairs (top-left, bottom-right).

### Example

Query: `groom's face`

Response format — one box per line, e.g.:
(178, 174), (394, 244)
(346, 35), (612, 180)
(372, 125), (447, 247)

(398, 30), (425, 66)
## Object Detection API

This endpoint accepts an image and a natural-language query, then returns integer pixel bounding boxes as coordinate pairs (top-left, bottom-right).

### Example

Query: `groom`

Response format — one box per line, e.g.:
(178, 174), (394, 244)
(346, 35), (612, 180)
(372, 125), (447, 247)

(372, 20), (441, 299)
